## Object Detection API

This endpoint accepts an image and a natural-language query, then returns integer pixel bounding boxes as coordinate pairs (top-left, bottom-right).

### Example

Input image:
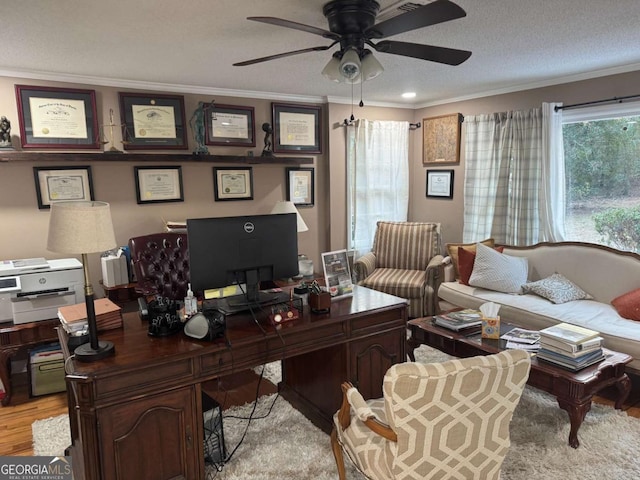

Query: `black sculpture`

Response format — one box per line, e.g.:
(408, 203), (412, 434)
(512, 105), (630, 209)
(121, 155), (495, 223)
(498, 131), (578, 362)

(0, 116), (12, 149)
(261, 122), (274, 157)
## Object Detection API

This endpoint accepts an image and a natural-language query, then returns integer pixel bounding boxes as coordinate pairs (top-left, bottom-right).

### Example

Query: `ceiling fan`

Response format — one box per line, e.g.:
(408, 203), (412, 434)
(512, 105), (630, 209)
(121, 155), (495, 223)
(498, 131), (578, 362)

(233, 0), (471, 83)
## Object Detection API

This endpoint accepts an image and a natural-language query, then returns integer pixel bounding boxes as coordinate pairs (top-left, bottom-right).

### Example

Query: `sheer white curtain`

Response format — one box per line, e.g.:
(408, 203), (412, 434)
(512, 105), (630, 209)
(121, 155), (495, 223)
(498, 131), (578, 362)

(463, 103), (565, 245)
(347, 119), (409, 255)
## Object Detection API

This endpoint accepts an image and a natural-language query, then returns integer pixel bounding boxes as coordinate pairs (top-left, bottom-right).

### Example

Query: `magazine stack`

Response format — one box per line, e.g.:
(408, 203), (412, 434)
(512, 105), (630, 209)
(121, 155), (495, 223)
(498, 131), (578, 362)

(499, 328), (541, 351)
(537, 323), (604, 371)
(433, 309), (482, 335)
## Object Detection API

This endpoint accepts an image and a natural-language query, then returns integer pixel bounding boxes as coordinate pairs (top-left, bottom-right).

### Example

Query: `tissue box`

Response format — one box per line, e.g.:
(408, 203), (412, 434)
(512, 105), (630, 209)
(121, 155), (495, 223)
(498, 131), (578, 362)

(481, 316), (501, 339)
(101, 255), (129, 287)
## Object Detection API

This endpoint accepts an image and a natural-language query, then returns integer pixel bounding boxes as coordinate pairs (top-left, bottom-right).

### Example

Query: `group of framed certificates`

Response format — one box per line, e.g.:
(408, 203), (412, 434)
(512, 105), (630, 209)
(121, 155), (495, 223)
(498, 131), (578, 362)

(15, 85), (322, 154)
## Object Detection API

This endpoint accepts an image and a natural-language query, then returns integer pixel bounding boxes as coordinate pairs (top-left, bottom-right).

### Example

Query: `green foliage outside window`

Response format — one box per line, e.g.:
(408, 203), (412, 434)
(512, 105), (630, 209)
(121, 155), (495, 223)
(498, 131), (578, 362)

(593, 206), (640, 253)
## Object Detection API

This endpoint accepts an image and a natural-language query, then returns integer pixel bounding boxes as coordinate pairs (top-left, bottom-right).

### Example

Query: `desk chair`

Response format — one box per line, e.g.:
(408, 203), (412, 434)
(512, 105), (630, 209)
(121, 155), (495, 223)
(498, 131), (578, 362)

(128, 232), (190, 300)
(331, 349), (531, 480)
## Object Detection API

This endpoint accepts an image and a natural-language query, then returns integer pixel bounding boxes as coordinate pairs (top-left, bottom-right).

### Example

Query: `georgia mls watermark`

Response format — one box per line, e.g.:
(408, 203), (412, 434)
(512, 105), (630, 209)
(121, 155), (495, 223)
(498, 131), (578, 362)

(0, 456), (72, 480)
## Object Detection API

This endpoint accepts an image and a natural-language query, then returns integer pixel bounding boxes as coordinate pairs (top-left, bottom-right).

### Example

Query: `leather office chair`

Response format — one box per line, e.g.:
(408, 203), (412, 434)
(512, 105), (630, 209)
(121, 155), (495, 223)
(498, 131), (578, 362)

(331, 349), (531, 480)
(128, 232), (190, 300)
(353, 221), (444, 318)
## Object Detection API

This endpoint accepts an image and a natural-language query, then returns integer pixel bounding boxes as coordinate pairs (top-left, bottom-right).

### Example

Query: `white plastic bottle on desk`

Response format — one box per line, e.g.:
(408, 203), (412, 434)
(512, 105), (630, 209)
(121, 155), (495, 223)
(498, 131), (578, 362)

(184, 283), (198, 317)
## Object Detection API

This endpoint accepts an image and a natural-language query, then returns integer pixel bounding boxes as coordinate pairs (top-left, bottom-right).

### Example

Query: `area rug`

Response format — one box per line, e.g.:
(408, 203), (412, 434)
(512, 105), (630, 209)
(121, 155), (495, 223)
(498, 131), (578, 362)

(34, 345), (640, 479)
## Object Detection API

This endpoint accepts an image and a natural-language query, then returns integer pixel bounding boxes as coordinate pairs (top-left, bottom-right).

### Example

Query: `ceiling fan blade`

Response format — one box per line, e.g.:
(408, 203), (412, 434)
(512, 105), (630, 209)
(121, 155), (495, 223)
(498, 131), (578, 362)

(247, 16), (341, 41)
(366, 0), (466, 39)
(233, 45), (333, 66)
(373, 40), (471, 66)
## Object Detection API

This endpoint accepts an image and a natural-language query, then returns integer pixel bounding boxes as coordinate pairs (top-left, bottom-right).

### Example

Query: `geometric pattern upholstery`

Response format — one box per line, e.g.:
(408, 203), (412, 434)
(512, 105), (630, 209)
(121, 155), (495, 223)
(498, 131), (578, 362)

(128, 232), (190, 300)
(333, 349), (531, 480)
(355, 221), (444, 317)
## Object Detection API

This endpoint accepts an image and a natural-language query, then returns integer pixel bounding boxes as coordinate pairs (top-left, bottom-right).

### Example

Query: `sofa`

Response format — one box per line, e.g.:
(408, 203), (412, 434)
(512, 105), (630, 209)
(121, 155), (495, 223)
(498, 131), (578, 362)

(438, 241), (640, 373)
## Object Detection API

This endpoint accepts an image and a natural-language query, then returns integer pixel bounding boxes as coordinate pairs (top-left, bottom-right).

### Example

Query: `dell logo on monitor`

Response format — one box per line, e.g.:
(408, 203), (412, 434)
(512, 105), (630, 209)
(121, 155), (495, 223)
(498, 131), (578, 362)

(243, 222), (255, 233)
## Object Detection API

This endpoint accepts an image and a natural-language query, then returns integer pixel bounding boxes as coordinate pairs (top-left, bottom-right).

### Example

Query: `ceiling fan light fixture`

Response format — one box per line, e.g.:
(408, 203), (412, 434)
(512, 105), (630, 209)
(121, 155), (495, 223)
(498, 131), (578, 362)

(321, 54), (343, 82)
(360, 50), (384, 81)
(339, 48), (361, 81)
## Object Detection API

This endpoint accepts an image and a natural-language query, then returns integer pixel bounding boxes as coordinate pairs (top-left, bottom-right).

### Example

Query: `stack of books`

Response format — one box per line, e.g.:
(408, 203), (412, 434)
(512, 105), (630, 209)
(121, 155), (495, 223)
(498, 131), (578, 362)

(537, 323), (605, 371)
(58, 298), (123, 335)
(433, 309), (482, 335)
(500, 327), (541, 351)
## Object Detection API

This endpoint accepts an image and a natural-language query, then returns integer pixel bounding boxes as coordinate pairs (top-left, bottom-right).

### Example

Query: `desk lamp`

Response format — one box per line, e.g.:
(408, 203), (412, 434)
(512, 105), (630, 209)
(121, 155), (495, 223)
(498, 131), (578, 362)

(47, 201), (117, 362)
(270, 201), (311, 278)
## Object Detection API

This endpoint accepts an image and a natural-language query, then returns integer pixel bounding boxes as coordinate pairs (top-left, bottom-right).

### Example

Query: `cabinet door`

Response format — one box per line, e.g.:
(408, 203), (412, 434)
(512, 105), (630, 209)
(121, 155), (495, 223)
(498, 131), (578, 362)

(98, 386), (200, 480)
(350, 327), (405, 400)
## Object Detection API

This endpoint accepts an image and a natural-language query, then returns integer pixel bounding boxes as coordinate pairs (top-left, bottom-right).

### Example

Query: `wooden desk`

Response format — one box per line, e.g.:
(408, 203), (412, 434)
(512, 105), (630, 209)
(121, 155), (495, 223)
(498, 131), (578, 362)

(59, 286), (407, 480)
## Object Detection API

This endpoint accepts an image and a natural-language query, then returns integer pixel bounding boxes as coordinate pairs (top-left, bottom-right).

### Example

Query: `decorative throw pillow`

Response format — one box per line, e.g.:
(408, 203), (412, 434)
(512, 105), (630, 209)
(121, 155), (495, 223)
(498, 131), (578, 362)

(457, 246), (505, 286)
(522, 273), (593, 304)
(468, 242), (528, 293)
(446, 238), (495, 278)
(611, 288), (640, 321)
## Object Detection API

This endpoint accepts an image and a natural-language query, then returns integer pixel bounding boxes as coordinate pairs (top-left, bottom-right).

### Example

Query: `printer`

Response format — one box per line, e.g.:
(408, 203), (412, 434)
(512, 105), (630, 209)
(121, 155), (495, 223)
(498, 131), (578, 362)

(0, 257), (84, 324)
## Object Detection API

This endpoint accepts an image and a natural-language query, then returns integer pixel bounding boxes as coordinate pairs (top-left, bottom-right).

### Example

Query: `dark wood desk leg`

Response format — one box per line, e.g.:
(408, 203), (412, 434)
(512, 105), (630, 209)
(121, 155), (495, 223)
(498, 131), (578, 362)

(557, 397), (591, 448)
(406, 331), (418, 362)
(614, 373), (632, 409)
(0, 346), (18, 406)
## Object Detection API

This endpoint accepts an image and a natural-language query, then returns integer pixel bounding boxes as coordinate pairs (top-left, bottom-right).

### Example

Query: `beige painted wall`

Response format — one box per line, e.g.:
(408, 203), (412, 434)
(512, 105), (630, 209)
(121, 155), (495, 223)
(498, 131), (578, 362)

(2, 69), (640, 290)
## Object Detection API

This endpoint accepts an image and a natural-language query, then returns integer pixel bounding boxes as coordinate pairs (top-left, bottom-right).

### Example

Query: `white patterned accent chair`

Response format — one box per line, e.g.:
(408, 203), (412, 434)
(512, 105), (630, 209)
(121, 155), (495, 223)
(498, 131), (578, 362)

(330, 349), (531, 480)
(354, 221), (444, 318)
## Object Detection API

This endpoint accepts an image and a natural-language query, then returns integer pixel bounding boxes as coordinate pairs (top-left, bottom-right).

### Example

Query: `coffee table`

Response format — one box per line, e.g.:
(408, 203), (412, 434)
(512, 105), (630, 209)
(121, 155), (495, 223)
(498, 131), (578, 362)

(408, 317), (633, 448)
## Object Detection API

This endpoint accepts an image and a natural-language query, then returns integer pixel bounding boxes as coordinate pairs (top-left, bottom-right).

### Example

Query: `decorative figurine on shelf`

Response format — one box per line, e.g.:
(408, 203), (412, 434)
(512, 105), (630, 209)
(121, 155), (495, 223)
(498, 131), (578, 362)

(261, 122), (274, 157)
(190, 100), (212, 155)
(0, 116), (13, 149)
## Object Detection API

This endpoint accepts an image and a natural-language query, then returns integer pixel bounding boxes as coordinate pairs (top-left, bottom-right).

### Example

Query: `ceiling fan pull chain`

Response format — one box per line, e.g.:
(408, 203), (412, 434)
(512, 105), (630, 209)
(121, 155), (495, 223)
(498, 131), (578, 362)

(359, 79), (364, 108)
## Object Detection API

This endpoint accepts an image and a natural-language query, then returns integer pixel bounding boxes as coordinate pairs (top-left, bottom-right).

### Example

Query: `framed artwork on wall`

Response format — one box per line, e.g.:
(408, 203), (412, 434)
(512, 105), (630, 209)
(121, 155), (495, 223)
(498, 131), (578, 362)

(272, 103), (322, 154)
(16, 85), (100, 150)
(426, 169), (454, 199)
(422, 113), (463, 164)
(118, 92), (188, 150)
(134, 166), (184, 204)
(205, 104), (255, 147)
(286, 167), (314, 207)
(213, 167), (254, 201)
(33, 166), (94, 209)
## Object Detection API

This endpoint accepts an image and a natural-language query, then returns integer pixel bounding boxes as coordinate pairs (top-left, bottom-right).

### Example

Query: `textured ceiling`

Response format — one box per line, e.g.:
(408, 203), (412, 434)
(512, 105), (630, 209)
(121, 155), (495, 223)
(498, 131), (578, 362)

(2, 0), (640, 106)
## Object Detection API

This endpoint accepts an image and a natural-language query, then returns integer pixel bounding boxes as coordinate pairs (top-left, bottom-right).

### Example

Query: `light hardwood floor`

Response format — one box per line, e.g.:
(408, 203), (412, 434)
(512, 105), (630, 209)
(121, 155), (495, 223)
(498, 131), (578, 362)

(1, 368), (639, 457)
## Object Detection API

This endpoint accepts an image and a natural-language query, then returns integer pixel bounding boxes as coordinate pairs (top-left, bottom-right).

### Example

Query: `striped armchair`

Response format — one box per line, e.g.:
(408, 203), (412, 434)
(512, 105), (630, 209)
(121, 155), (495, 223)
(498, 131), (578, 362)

(354, 221), (444, 318)
(331, 349), (531, 480)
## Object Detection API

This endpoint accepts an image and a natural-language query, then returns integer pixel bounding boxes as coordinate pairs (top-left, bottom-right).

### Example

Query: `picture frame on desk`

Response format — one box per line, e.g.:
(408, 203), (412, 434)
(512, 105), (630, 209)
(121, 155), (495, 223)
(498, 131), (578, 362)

(272, 103), (322, 154)
(33, 166), (94, 210)
(15, 85), (100, 149)
(321, 249), (354, 299)
(134, 166), (184, 204)
(205, 104), (255, 147)
(118, 92), (188, 150)
(213, 166), (253, 201)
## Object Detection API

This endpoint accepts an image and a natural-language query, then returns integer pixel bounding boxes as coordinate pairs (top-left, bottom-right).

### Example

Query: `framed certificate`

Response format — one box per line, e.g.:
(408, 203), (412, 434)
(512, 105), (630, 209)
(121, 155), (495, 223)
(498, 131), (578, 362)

(134, 166), (184, 204)
(205, 104), (255, 147)
(286, 167), (314, 207)
(213, 167), (253, 201)
(426, 169), (455, 199)
(272, 103), (322, 154)
(33, 166), (95, 209)
(16, 85), (100, 149)
(119, 93), (188, 150)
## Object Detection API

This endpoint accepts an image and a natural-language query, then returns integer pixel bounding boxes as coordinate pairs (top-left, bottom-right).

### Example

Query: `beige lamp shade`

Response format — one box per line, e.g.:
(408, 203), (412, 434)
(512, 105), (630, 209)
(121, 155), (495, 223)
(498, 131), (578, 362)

(47, 201), (117, 254)
(270, 201), (309, 232)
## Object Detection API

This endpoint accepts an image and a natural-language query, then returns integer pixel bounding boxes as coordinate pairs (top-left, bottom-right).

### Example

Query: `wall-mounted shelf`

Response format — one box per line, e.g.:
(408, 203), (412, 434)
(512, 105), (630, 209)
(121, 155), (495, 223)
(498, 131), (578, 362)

(0, 151), (314, 165)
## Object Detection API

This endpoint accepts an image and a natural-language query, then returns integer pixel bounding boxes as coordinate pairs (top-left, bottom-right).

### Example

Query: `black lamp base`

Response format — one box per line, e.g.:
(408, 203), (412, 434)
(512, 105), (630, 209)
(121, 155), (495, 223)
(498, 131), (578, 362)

(74, 340), (115, 362)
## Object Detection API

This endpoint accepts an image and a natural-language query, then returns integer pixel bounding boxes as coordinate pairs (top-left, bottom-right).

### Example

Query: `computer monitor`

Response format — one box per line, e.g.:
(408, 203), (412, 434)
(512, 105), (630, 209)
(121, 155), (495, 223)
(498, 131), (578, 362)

(186, 213), (298, 311)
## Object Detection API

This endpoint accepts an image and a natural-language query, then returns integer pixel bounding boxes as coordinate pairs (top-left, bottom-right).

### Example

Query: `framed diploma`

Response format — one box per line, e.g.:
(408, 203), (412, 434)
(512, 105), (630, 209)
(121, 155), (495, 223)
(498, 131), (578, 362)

(422, 113), (463, 164)
(119, 93), (188, 150)
(33, 166), (95, 209)
(16, 85), (100, 150)
(213, 167), (253, 201)
(286, 167), (314, 207)
(272, 103), (322, 154)
(205, 104), (255, 147)
(134, 166), (184, 204)
(426, 169), (454, 199)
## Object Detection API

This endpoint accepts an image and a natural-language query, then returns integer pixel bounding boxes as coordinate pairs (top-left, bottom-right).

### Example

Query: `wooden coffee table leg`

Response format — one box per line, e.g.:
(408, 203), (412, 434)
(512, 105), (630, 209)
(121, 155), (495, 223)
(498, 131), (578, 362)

(407, 335), (418, 362)
(557, 398), (592, 448)
(614, 373), (632, 410)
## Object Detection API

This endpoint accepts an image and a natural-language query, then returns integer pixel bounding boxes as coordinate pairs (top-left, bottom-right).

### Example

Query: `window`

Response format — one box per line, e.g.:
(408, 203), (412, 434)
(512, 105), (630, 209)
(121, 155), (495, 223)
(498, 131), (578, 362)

(562, 102), (640, 252)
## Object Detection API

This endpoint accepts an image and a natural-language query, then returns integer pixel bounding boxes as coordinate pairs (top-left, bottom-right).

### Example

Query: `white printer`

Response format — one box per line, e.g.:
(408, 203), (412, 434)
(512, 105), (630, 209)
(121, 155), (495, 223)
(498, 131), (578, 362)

(0, 258), (84, 324)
